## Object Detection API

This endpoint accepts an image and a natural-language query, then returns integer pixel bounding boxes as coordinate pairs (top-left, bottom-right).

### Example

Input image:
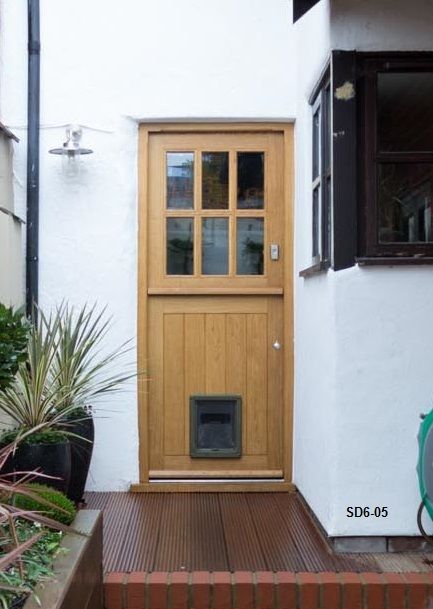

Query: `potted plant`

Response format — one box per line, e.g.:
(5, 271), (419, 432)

(0, 303), (135, 503)
(0, 429), (78, 609)
(0, 311), (78, 493)
(50, 303), (134, 503)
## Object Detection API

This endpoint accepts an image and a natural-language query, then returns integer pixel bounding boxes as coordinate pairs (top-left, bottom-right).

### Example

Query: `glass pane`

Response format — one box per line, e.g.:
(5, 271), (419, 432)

(167, 152), (194, 209)
(313, 109), (320, 180)
(202, 218), (228, 275)
(324, 176), (332, 260)
(378, 163), (433, 243)
(196, 400), (237, 450)
(237, 152), (264, 209)
(236, 218), (264, 275)
(378, 73), (433, 152)
(312, 187), (319, 258)
(324, 85), (331, 171)
(167, 218), (194, 274)
(202, 152), (229, 209)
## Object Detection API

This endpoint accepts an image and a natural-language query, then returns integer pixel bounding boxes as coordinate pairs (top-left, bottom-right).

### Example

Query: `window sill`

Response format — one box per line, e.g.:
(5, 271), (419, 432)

(357, 257), (433, 266)
(299, 260), (330, 278)
(0, 206), (25, 224)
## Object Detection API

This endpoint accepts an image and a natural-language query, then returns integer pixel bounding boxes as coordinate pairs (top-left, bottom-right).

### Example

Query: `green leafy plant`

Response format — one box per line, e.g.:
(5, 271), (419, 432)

(0, 520), (64, 609)
(0, 429), (68, 446)
(0, 303), (136, 440)
(51, 303), (135, 417)
(0, 306), (29, 392)
(0, 310), (84, 435)
(13, 484), (76, 526)
(0, 430), (76, 607)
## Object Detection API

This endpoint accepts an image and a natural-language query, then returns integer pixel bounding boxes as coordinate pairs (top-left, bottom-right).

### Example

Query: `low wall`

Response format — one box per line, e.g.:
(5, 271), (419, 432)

(24, 510), (103, 609)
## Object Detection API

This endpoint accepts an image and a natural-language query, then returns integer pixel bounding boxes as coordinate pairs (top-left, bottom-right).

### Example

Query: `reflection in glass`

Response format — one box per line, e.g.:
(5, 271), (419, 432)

(312, 187), (319, 258)
(378, 73), (433, 152)
(236, 218), (264, 275)
(378, 163), (433, 243)
(202, 218), (229, 275)
(167, 218), (194, 274)
(324, 85), (331, 170)
(167, 152), (194, 209)
(202, 152), (229, 209)
(313, 110), (320, 180)
(237, 152), (264, 209)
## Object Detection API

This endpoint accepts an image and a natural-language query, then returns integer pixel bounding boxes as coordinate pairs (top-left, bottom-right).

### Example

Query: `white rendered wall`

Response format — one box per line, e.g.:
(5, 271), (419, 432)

(0, 0), (296, 491)
(292, 0), (337, 534)
(295, 0), (433, 536)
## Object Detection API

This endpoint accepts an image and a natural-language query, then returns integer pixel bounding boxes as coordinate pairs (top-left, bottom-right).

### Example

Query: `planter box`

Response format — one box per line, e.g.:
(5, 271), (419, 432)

(23, 509), (103, 609)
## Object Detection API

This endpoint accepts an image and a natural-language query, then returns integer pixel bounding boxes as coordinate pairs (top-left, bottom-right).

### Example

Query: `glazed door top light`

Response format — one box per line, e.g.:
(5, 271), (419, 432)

(148, 132), (284, 293)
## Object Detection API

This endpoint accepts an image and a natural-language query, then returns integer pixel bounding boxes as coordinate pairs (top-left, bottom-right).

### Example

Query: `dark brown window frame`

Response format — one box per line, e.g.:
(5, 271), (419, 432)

(311, 73), (331, 267)
(359, 52), (433, 260)
(300, 51), (357, 277)
(300, 65), (332, 279)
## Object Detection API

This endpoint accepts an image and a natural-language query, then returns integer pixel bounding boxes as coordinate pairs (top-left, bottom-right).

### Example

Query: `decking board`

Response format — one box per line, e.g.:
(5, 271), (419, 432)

(84, 491), (433, 574)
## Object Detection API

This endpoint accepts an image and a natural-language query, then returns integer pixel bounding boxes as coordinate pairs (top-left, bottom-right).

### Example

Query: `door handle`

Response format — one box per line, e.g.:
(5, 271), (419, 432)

(272, 340), (282, 350)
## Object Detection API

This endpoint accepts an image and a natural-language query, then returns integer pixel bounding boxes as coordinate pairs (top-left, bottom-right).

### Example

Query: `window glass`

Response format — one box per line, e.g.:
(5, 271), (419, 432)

(378, 163), (433, 243)
(313, 110), (320, 180)
(167, 218), (194, 274)
(202, 152), (229, 209)
(202, 218), (229, 275)
(325, 176), (332, 260)
(167, 152), (194, 209)
(378, 73), (433, 153)
(312, 188), (320, 258)
(236, 218), (264, 275)
(310, 77), (331, 265)
(237, 153), (264, 209)
(324, 85), (331, 171)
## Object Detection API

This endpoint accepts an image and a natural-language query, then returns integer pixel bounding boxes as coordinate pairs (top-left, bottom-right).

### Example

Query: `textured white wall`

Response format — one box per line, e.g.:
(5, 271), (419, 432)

(294, 0), (433, 536)
(0, 0), (295, 491)
(330, 0), (433, 536)
(292, 0), (336, 533)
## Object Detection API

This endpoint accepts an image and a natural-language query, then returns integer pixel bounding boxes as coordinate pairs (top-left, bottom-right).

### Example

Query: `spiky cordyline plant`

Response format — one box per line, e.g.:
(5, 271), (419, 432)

(50, 303), (135, 416)
(0, 310), (80, 431)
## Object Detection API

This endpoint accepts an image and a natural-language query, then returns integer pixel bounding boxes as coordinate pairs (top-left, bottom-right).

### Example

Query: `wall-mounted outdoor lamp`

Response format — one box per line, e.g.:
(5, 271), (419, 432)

(49, 124), (93, 176)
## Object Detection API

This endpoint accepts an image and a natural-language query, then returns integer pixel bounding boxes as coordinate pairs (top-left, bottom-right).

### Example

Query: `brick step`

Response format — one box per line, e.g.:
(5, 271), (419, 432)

(104, 570), (433, 609)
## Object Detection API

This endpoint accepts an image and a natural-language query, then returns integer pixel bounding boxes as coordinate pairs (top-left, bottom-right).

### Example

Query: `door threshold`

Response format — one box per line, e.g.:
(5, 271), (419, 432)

(130, 480), (295, 493)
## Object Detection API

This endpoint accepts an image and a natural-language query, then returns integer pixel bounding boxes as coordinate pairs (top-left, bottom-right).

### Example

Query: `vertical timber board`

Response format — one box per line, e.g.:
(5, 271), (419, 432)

(283, 126), (294, 483)
(246, 313), (268, 455)
(138, 126), (149, 482)
(184, 314), (206, 453)
(164, 313), (185, 456)
(225, 314), (247, 453)
(268, 298), (284, 469)
(148, 298), (164, 470)
(205, 314), (226, 394)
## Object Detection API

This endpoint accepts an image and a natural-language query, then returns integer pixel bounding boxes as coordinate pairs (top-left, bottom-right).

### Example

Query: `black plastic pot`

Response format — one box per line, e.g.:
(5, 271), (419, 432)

(65, 415), (94, 503)
(9, 442), (71, 494)
(10, 595), (26, 609)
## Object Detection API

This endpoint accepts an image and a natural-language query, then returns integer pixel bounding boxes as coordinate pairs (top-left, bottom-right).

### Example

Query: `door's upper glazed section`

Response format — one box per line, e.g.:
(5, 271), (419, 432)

(148, 132), (284, 291)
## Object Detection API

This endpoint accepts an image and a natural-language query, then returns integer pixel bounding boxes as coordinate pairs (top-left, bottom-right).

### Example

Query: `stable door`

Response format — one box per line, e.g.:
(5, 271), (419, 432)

(142, 129), (289, 481)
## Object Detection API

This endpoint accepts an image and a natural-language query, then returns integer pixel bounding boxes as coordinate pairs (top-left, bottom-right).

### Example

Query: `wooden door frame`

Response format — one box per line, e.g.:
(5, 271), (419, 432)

(131, 122), (294, 492)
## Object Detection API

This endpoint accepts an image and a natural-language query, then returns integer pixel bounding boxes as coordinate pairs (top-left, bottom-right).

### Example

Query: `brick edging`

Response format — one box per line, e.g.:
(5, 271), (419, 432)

(104, 570), (433, 609)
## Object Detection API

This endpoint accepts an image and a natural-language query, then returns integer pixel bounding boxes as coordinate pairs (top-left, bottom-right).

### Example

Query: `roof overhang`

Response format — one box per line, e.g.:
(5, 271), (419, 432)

(293, 0), (321, 22)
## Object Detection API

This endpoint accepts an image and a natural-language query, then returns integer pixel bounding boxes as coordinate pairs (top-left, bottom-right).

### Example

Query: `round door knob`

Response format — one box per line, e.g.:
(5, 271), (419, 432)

(272, 340), (281, 350)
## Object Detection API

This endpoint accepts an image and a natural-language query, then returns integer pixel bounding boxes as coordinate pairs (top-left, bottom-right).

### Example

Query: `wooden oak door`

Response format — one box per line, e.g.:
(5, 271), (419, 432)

(144, 130), (287, 480)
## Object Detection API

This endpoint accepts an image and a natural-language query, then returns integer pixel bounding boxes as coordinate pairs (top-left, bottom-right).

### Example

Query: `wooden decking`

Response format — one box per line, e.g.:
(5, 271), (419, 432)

(85, 491), (433, 574)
